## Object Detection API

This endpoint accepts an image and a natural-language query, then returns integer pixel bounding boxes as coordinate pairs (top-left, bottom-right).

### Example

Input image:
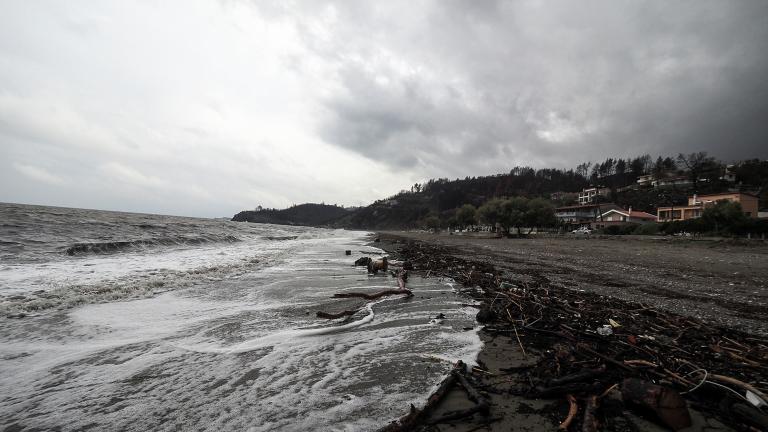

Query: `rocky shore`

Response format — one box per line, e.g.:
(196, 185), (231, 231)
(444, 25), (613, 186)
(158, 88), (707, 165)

(375, 232), (768, 432)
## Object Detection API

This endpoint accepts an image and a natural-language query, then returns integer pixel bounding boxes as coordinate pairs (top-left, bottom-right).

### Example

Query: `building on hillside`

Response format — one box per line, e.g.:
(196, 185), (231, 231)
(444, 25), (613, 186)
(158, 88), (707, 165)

(577, 187), (609, 205)
(636, 174), (654, 187)
(550, 191), (579, 203)
(594, 207), (657, 229)
(555, 203), (622, 229)
(656, 192), (759, 222)
(652, 175), (692, 188)
(720, 165), (737, 183)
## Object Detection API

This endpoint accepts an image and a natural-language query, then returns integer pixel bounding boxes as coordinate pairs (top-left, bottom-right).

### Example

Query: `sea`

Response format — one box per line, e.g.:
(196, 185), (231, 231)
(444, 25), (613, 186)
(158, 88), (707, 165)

(0, 203), (481, 431)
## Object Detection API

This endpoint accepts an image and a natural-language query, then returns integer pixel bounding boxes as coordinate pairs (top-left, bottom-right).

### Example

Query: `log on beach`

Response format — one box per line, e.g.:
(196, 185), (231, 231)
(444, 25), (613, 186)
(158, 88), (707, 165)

(317, 269), (412, 319)
(332, 288), (412, 300)
(316, 309), (360, 319)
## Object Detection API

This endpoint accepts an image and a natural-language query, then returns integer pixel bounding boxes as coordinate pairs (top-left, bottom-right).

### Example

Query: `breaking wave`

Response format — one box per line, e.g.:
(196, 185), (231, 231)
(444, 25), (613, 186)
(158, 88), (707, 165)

(64, 235), (242, 256)
(262, 235), (299, 241)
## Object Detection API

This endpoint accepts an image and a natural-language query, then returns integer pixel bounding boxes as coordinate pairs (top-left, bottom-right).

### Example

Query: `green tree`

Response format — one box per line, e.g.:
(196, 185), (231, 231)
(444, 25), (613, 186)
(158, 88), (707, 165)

(524, 198), (557, 230)
(446, 216), (459, 229)
(477, 198), (505, 230)
(456, 204), (477, 228)
(502, 197), (529, 235)
(653, 156), (665, 178)
(677, 152), (719, 192)
(423, 215), (441, 232)
(701, 201), (747, 233)
(615, 159), (627, 175)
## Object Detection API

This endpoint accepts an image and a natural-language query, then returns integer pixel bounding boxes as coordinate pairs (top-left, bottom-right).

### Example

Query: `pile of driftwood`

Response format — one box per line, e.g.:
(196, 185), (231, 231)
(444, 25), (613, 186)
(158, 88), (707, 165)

(316, 256), (413, 320)
(380, 360), (491, 432)
(380, 238), (768, 432)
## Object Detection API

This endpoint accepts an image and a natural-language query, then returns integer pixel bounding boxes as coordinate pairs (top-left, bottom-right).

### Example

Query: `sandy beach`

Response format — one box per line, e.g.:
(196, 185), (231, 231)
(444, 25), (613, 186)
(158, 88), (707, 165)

(380, 232), (768, 335)
(375, 232), (768, 432)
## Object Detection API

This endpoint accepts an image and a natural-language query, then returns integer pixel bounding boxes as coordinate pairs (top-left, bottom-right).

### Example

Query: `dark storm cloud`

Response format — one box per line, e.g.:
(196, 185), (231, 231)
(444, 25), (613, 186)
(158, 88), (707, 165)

(2, 1), (767, 216)
(293, 0), (768, 176)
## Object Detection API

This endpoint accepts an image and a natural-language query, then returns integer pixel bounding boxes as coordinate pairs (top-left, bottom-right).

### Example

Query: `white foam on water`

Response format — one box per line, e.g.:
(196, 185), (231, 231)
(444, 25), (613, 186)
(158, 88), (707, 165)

(0, 228), (370, 314)
(0, 229), (482, 431)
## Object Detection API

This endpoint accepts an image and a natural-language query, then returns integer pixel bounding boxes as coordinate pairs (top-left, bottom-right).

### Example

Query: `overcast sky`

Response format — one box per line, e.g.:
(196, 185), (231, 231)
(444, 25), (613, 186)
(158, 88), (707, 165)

(1, 1), (767, 217)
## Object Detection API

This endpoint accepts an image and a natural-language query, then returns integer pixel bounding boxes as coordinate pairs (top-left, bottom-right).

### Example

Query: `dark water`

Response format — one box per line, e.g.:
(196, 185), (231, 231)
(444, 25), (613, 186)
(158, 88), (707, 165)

(0, 203), (481, 431)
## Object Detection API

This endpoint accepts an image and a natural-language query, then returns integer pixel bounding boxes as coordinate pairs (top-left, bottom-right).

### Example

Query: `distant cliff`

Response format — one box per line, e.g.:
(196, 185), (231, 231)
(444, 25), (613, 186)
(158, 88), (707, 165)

(231, 203), (351, 226)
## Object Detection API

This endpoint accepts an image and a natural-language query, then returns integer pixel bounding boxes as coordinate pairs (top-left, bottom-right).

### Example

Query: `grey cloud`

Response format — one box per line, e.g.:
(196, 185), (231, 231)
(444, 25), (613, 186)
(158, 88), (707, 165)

(287, 0), (768, 177)
(2, 1), (767, 217)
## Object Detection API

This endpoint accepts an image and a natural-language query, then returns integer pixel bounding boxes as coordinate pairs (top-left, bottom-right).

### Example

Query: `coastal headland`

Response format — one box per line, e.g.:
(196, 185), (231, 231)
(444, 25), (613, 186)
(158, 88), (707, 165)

(375, 232), (768, 432)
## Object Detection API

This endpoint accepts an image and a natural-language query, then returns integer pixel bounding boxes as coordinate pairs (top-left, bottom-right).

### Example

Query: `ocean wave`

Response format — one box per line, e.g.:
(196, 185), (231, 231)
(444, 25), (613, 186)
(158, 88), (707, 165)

(0, 256), (269, 316)
(262, 235), (299, 241)
(64, 235), (241, 256)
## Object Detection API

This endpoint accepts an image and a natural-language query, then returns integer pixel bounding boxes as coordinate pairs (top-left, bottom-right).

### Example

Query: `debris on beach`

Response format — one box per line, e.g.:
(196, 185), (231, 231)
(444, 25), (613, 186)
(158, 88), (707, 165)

(379, 236), (768, 432)
(354, 256), (373, 266)
(368, 257), (389, 274)
(316, 266), (412, 320)
(380, 360), (490, 432)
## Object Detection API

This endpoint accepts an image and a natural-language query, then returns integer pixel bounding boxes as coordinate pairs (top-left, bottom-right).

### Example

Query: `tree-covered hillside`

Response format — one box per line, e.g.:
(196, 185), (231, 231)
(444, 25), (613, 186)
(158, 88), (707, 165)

(233, 154), (768, 229)
(232, 203), (351, 226)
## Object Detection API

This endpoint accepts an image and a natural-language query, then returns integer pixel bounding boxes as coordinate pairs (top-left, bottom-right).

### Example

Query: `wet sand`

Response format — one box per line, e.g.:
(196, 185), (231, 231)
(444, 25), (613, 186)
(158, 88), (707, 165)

(374, 232), (768, 432)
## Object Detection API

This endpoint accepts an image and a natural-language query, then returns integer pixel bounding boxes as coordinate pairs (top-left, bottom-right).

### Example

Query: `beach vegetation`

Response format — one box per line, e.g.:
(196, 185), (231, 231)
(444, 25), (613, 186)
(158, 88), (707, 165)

(456, 204), (477, 228)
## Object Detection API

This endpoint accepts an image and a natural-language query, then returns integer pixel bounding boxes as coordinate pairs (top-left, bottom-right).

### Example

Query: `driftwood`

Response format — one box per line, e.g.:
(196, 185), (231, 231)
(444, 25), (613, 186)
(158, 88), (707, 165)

(621, 378), (691, 431)
(708, 374), (768, 406)
(332, 289), (412, 300)
(548, 367), (605, 387)
(535, 382), (603, 399)
(558, 394), (578, 430)
(426, 404), (487, 425)
(317, 287), (411, 318)
(381, 360), (491, 430)
(581, 395), (600, 432)
(318, 266), (411, 320)
(379, 362), (464, 432)
(426, 370), (490, 423)
(316, 310), (360, 319)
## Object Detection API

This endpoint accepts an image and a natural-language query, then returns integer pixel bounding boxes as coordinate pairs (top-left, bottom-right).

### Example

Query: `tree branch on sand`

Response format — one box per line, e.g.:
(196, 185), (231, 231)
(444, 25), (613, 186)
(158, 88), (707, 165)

(316, 270), (412, 319)
(332, 288), (412, 300)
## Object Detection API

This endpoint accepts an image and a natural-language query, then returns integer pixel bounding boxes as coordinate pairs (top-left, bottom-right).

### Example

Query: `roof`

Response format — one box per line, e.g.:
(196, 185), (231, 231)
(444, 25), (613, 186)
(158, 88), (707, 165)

(657, 205), (701, 211)
(629, 210), (659, 219)
(696, 192), (759, 199)
(601, 209), (656, 220)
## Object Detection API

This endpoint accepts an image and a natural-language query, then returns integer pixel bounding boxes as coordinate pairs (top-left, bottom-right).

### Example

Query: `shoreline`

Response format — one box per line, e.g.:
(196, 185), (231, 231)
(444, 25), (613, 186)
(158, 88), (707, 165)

(374, 232), (768, 432)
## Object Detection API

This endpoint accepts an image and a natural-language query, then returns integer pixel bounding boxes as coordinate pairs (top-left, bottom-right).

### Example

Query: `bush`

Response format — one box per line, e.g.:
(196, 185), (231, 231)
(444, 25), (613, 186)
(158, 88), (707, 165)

(656, 202), (763, 236)
(730, 217), (768, 236)
(422, 215), (441, 231)
(701, 201), (747, 233)
(659, 218), (707, 235)
(602, 223), (640, 235)
(633, 223), (660, 235)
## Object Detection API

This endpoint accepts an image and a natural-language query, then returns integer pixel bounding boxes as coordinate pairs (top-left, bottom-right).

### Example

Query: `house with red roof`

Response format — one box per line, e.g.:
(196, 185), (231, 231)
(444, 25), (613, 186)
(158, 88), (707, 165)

(595, 207), (657, 228)
(555, 203), (622, 229)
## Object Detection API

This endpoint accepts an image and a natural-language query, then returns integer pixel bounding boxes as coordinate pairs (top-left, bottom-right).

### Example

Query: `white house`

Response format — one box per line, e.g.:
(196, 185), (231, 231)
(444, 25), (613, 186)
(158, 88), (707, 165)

(597, 207), (657, 227)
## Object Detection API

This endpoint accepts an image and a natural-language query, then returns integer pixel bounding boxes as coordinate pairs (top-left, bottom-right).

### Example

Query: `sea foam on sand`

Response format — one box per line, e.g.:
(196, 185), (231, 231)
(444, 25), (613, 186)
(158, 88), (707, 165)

(0, 230), (481, 431)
